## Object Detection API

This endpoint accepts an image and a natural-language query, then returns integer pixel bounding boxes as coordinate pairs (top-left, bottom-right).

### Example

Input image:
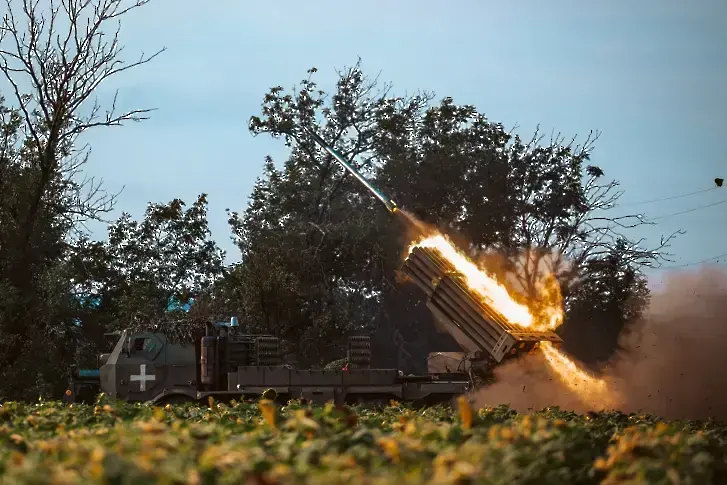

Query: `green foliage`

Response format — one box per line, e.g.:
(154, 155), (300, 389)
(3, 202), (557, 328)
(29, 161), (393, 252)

(71, 194), (226, 330)
(0, 400), (724, 484)
(560, 242), (651, 368)
(0, 95), (87, 400)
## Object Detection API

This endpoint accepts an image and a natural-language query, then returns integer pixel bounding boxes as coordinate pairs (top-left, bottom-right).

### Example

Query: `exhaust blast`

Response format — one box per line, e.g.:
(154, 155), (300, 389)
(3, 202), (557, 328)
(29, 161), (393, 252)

(474, 266), (727, 421)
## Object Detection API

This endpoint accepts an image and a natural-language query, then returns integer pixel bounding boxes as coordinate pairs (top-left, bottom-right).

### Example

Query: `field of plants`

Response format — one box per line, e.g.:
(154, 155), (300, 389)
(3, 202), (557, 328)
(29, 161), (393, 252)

(0, 395), (725, 485)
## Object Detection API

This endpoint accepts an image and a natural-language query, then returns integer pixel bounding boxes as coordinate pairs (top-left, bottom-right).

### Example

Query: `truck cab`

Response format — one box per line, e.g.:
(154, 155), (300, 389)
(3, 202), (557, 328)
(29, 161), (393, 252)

(64, 328), (199, 405)
(99, 330), (199, 404)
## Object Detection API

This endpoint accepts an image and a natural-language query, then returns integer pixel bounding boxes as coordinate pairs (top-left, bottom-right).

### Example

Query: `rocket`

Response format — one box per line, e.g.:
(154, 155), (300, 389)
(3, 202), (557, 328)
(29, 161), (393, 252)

(304, 128), (399, 214)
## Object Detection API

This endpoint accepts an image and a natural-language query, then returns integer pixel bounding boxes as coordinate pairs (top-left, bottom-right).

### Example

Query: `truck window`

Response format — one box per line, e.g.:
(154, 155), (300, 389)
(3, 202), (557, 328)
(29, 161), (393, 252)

(131, 336), (160, 358)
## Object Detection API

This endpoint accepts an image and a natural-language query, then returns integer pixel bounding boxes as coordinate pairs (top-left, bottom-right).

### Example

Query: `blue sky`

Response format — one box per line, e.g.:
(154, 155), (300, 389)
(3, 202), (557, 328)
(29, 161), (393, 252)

(70, 0), (726, 287)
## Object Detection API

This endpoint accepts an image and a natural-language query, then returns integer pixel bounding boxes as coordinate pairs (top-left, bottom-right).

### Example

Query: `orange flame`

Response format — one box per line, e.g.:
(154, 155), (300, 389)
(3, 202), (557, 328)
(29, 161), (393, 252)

(539, 342), (615, 407)
(409, 232), (614, 408)
(409, 233), (562, 331)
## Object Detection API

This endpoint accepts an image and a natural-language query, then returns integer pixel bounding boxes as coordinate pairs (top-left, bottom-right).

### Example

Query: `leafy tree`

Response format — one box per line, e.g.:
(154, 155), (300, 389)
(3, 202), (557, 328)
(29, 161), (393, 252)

(558, 241), (651, 368)
(69, 194), (226, 337)
(226, 153), (391, 365)
(0, 0), (161, 399)
(237, 60), (679, 373)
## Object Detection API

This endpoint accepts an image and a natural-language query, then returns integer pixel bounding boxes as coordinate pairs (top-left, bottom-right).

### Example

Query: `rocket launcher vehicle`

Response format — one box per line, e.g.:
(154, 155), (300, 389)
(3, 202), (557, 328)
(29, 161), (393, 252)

(303, 128), (564, 364)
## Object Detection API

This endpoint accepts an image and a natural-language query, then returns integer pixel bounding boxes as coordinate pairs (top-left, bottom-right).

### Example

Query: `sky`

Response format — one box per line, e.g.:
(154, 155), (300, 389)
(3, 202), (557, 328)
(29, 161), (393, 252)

(11, 0), (726, 288)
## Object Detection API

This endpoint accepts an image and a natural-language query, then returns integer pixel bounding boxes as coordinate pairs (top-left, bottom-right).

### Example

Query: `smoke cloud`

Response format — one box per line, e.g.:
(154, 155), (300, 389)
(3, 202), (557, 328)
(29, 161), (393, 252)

(474, 266), (727, 421)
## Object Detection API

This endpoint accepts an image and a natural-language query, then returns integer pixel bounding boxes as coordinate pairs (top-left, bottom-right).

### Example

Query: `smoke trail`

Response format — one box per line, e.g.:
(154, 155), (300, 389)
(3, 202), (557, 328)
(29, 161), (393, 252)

(474, 266), (727, 421)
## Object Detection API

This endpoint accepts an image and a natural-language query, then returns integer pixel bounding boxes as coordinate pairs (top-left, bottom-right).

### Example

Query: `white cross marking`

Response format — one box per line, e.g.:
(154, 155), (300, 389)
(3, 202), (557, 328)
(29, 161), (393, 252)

(130, 364), (155, 392)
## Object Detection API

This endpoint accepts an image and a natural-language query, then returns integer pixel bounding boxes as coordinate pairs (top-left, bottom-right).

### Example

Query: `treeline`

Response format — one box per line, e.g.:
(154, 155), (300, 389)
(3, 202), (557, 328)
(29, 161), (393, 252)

(0, 1), (675, 401)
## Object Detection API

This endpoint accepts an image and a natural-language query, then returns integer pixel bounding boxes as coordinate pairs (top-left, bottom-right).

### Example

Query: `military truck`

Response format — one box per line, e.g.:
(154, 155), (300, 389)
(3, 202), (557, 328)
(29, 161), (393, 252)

(63, 317), (470, 407)
(64, 239), (567, 408)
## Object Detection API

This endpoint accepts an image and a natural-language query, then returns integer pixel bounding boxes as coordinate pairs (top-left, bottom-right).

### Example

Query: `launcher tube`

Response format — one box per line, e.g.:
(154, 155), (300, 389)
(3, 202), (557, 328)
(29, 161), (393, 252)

(402, 246), (563, 362)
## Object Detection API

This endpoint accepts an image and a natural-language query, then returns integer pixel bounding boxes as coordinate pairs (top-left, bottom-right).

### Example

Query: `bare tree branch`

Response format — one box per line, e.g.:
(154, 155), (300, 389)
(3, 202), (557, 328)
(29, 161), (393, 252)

(0, 0), (163, 232)
(504, 128), (683, 302)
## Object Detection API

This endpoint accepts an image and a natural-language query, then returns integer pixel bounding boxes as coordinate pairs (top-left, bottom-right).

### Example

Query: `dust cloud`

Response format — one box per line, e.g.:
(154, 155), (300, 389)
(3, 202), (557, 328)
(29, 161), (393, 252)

(473, 266), (727, 421)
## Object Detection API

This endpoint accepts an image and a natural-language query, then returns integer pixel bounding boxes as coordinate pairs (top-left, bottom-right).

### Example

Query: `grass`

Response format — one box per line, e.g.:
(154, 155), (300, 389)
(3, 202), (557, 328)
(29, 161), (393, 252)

(0, 395), (726, 484)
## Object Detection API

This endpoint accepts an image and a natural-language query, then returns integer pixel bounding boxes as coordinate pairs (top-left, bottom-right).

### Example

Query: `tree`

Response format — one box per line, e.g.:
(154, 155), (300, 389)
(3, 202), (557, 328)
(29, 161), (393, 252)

(497, 139), (679, 299)
(237, 60), (677, 371)
(0, 0), (161, 399)
(226, 156), (393, 365)
(69, 194), (226, 336)
(231, 63), (434, 367)
(558, 241), (651, 368)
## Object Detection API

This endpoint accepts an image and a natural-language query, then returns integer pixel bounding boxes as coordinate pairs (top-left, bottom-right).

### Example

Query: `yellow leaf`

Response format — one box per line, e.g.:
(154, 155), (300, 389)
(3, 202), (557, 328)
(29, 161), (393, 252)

(433, 452), (457, 481)
(404, 420), (418, 436)
(153, 407), (166, 422)
(258, 399), (277, 429)
(51, 467), (79, 485)
(377, 438), (400, 463)
(137, 420), (167, 434)
(667, 468), (680, 483)
(294, 409), (320, 432)
(90, 447), (105, 463)
(9, 451), (24, 467)
(457, 396), (473, 429)
(187, 469), (201, 485)
(88, 462), (104, 480)
(452, 461), (476, 480)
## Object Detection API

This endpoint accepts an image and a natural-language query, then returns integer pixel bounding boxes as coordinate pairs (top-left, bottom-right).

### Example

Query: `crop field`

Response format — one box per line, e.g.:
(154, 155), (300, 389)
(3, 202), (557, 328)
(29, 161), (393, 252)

(0, 396), (725, 485)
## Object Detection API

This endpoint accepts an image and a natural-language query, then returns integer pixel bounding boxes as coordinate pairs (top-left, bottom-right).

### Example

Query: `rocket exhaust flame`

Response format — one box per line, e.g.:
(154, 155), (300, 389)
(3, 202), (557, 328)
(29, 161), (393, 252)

(539, 341), (616, 407)
(409, 234), (537, 329)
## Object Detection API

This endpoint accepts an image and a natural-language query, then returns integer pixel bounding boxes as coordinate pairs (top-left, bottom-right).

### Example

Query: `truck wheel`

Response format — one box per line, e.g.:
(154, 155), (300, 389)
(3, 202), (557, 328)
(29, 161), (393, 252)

(76, 385), (99, 405)
(349, 395), (391, 409)
(156, 394), (195, 406)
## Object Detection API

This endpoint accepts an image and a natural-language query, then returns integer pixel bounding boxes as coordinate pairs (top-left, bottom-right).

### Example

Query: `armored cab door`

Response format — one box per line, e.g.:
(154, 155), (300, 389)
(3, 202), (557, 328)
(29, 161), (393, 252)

(163, 338), (198, 392)
(121, 333), (165, 401)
